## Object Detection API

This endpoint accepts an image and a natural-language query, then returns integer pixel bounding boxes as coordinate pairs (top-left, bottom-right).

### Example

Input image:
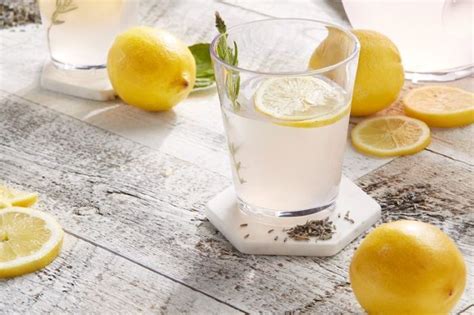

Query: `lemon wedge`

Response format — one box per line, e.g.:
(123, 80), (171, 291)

(0, 207), (64, 278)
(254, 76), (350, 128)
(403, 86), (474, 128)
(0, 185), (38, 208)
(351, 116), (431, 157)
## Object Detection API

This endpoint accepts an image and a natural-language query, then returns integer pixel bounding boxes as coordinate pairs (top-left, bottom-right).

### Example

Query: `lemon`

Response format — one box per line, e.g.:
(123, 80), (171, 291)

(351, 115), (430, 157)
(310, 29), (404, 116)
(308, 27), (355, 85)
(403, 86), (474, 128)
(350, 220), (467, 314)
(254, 76), (350, 128)
(107, 26), (196, 111)
(0, 207), (64, 278)
(0, 185), (38, 208)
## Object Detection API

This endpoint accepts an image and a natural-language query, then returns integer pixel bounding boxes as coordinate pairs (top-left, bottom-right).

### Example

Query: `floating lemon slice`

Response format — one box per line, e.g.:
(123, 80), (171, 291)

(254, 76), (350, 128)
(351, 116), (431, 157)
(0, 207), (64, 278)
(403, 86), (474, 128)
(0, 185), (38, 209)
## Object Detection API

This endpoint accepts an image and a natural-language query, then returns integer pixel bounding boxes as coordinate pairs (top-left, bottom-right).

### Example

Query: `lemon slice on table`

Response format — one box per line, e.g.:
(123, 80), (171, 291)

(254, 76), (350, 128)
(351, 116), (431, 157)
(0, 207), (64, 278)
(0, 185), (38, 208)
(403, 86), (474, 128)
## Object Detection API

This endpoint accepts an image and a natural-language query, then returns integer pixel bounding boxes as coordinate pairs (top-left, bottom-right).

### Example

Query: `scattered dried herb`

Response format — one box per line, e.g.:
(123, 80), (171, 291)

(286, 218), (335, 241)
(267, 229), (274, 234)
(240, 223), (248, 227)
(244, 233), (250, 239)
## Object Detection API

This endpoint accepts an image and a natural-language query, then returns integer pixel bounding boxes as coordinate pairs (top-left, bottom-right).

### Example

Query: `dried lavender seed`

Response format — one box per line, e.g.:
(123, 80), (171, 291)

(240, 223), (248, 227)
(274, 236), (278, 241)
(244, 234), (249, 239)
(268, 229), (274, 234)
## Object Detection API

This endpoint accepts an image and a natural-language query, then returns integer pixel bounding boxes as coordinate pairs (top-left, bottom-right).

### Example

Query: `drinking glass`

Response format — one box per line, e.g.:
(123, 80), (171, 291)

(211, 19), (360, 218)
(39, 0), (139, 69)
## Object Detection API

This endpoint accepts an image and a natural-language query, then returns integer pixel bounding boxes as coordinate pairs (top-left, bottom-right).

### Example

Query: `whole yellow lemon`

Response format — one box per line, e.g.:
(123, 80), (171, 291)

(350, 30), (404, 116)
(107, 26), (196, 111)
(309, 29), (404, 116)
(350, 220), (466, 314)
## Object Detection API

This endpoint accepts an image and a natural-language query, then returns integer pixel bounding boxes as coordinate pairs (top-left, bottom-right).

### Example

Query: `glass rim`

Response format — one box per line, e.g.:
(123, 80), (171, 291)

(210, 17), (360, 76)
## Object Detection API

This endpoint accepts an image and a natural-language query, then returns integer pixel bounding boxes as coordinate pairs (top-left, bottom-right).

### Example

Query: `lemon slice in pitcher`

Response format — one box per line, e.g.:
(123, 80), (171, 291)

(254, 76), (350, 128)
(0, 207), (64, 278)
(351, 116), (431, 157)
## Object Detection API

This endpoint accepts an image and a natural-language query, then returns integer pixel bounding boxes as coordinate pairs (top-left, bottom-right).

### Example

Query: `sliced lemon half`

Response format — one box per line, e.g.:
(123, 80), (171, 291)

(0, 185), (38, 208)
(351, 115), (431, 157)
(403, 86), (474, 128)
(0, 207), (64, 278)
(254, 76), (350, 128)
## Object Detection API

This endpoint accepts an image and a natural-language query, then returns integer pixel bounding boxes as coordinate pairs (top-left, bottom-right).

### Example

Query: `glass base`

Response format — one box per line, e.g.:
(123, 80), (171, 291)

(405, 65), (473, 83)
(237, 197), (336, 220)
(51, 57), (106, 71)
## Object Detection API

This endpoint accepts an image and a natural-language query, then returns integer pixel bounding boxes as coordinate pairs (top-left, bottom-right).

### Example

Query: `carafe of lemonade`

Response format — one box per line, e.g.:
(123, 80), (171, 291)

(39, 0), (139, 69)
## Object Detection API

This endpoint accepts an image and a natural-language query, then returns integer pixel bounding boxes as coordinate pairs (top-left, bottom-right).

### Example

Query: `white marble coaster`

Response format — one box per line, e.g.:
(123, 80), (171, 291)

(205, 176), (381, 256)
(40, 62), (116, 101)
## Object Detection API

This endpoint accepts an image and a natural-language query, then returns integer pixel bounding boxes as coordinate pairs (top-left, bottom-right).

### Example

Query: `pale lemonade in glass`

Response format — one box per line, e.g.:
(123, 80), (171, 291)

(211, 19), (360, 218)
(39, 0), (138, 69)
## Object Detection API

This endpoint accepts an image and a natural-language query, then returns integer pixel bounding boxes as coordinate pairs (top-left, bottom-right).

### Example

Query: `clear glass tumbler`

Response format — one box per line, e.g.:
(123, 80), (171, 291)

(39, 0), (139, 69)
(211, 19), (360, 218)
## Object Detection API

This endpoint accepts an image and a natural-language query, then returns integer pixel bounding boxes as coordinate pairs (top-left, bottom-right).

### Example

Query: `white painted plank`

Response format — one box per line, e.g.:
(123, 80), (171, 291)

(0, 234), (241, 314)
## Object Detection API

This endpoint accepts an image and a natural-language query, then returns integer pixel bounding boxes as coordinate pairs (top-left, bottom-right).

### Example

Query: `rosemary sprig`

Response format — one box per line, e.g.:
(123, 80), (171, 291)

(51, 0), (78, 25)
(47, 0), (78, 53)
(215, 12), (240, 111)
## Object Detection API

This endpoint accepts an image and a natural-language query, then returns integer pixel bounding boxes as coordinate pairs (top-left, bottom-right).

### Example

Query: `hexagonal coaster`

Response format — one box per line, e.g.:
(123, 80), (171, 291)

(205, 176), (381, 256)
(41, 62), (115, 101)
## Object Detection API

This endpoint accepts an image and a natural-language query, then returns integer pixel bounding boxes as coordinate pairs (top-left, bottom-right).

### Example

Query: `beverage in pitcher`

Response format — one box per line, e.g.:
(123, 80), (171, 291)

(39, 0), (139, 69)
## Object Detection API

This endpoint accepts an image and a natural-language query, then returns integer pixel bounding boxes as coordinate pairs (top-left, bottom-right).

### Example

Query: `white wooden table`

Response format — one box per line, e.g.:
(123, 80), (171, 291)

(0, 1), (473, 313)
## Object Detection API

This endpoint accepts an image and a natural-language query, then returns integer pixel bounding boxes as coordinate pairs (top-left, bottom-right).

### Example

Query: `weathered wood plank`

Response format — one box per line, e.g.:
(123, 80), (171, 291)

(0, 234), (242, 314)
(1, 93), (472, 313)
(220, 0), (350, 26)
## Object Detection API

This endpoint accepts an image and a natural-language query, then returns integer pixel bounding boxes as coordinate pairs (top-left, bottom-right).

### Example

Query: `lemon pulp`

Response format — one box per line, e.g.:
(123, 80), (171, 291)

(254, 76), (350, 128)
(351, 115), (431, 157)
(0, 207), (63, 278)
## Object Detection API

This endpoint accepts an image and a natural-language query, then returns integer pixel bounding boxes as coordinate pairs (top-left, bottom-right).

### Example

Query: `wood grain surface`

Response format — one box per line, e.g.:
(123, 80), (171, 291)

(0, 0), (473, 314)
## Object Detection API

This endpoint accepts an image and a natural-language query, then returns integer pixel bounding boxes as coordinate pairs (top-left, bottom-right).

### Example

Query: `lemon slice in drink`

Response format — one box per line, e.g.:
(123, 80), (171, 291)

(351, 116), (431, 157)
(0, 207), (64, 278)
(0, 185), (38, 208)
(254, 77), (350, 128)
(403, 86), (474, 128)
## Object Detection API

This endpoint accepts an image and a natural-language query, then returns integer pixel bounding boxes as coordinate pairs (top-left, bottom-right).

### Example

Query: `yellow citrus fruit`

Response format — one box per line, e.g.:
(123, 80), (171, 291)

(0, 185), (38, 209)
(308, 26), (355, 85)
(403, 86), (474, 128)
(351, 115), (430, 157)
(254, 76), (350, 128)
(350, 220), (466, 314)
(107, 26), (196, 111)
(0, 207), (64, 278)
(310, 30), (404, 116)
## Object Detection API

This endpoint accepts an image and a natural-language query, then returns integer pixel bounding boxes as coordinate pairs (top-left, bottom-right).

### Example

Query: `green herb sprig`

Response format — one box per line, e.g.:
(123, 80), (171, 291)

(189, 43), (215, 89)
(215, 12), (241, 111)
(46, 0), (78, 53)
